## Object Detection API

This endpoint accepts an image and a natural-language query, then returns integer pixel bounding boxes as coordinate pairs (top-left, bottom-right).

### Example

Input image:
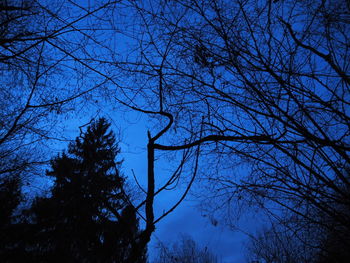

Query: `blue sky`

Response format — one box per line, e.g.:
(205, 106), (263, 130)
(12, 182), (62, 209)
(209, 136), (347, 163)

(105, 109), (250, 262)
(43, 105), (251, 262)
(18, 1), (264, 261)
(7, 0), (349, 262)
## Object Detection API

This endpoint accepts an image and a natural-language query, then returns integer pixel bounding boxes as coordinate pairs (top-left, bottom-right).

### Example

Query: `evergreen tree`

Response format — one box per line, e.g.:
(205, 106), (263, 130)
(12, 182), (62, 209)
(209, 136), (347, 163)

(1, 118), (146, 262)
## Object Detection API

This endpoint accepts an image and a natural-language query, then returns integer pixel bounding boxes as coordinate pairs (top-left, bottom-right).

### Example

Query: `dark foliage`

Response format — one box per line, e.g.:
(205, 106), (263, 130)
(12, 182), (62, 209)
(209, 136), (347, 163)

(0, 176), (21, 226)
(0, 118), (146, 263)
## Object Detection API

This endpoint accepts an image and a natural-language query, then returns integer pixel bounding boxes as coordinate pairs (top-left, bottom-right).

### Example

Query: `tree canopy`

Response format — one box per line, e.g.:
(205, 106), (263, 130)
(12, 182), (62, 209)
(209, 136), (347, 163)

(1, 0), (349, 261)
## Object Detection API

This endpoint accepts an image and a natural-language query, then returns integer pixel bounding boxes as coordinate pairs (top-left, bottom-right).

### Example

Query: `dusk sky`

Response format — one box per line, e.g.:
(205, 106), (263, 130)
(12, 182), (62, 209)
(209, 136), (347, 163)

(117, 112), (251, 262)
(1, 0), (349, 262)
(60, 108), (251, 262)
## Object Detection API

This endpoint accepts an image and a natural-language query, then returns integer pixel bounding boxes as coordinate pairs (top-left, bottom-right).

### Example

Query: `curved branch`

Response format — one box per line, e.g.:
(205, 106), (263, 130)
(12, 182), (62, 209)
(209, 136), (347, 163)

(154, 134), (271, 151)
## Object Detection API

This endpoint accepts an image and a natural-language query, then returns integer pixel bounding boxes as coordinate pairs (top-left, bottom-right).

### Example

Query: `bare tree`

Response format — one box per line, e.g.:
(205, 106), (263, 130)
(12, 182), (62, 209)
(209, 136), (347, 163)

(154, 235), (219, 263)
(245, 175), (350, 263)
(0, 0), (122, 179)
(91, 0), (350, 257)
(3, 0), (349, 260)
(245, 222), (319, 263)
